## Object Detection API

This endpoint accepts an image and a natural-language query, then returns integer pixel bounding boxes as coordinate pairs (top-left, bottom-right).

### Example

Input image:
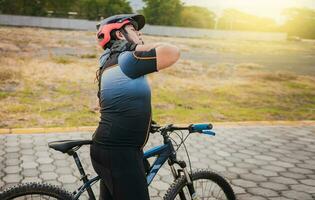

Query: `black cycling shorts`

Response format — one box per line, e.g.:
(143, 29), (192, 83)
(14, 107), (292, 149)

(90, 143), (150, 200)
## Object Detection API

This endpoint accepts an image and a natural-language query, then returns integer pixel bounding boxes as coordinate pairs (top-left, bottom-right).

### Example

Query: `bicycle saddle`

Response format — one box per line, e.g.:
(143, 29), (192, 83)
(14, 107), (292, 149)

(48, 140), (92, 154)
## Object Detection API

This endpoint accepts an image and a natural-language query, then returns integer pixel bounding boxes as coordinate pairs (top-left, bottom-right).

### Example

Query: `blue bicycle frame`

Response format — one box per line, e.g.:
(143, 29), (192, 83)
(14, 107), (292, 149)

(72, 140), (174, 200)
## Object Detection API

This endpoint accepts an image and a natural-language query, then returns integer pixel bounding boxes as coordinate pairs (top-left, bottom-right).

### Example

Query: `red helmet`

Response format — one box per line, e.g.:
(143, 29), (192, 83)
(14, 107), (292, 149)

(96, 14), (145, 49)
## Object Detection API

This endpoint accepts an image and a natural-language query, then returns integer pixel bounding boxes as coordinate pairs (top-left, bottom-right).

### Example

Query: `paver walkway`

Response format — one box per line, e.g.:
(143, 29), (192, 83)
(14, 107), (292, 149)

(0, 125), (314, 200)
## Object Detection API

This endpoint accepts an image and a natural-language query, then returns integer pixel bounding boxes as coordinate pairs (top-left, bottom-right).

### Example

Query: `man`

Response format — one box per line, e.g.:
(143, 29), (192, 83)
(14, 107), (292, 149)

(90, 14), (180, 200)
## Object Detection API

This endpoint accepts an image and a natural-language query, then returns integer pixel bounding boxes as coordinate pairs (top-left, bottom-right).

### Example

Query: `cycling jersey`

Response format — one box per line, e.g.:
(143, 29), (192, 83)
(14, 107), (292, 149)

(92, 49), (158, 149)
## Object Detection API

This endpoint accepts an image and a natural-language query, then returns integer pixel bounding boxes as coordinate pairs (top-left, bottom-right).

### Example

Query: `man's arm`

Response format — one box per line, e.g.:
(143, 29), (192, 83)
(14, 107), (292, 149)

(135, 43), (180, 71)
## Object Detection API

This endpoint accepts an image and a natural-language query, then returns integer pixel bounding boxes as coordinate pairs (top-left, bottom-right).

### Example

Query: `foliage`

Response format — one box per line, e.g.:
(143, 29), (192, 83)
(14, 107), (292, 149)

(217, 9), (278, 32)
(142, 0), (182, 26)
(0, 0), (47, 16)
(179, 6), (215, 29)
(75, 0), (132, 20)
(281, 8), (315, 39)
(0, 0), (132, 20)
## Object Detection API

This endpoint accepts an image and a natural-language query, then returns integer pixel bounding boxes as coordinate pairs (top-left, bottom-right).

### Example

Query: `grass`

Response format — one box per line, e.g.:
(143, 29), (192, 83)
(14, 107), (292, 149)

(0, 26), (314, 128)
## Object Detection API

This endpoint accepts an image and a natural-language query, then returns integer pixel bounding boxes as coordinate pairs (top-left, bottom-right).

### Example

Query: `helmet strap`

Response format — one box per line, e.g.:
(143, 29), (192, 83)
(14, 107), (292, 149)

(120, 26), (136, 44)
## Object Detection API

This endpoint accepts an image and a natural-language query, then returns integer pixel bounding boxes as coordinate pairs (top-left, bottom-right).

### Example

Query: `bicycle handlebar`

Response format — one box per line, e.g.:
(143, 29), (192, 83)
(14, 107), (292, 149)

(150, 123), (214, 136)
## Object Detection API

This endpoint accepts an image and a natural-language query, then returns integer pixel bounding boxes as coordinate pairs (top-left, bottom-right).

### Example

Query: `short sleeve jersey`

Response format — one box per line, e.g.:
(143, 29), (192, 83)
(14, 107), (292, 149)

(92, 49), (157, 149)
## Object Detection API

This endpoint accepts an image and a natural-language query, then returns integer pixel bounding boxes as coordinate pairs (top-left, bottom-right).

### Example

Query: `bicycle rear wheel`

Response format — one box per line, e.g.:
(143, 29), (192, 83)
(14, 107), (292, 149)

(0, 182), (74, 200)
(164, 169), (235, 200)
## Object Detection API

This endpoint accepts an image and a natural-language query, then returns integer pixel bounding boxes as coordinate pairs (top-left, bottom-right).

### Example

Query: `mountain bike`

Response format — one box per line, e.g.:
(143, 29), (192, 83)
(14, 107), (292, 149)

(0, 123), (236, 200)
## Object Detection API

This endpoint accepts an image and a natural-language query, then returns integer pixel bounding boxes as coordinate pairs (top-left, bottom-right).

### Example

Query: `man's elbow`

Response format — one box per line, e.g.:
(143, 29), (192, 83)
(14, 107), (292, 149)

(156, 44), (180, 70)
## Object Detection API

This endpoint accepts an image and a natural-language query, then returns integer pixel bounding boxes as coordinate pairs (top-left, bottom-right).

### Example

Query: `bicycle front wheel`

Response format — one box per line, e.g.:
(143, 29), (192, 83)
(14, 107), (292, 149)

(164, 169), (236, 200)
(0, 182), (74, 200)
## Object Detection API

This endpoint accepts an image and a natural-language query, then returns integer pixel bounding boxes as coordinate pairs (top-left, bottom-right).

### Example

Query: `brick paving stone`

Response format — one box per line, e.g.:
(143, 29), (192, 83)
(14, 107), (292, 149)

(269, 197), (293, 200)
(271, 161), (295, 169)
(300, 179), (315, 186)
(3, 174), (23, 183)
(21, 161), (39, 169)
(238, 149), (258, 156)
(150, 180), (169, 191)
(232, 179), (257, 188)
(237, 194), (268, 200)
(290, 184), (315, 193)
(6, 147), (21, 153)
(251, 169), (278, 177)
(5, 158), (21, 166)
(37, 157), (53, 164)
(304, 159), (315, 165)
(281, 190), (313, 200)
(224, 156), (243, 163)
(0, 149), (5, 156)
(254, 155), (277, 161)
(259, 182), (289, 191)
(240, 173), (268, 182)
(247, 187), (278, 197)
(208, 164), (226, 172)
(217, 160), (234, 167)
(244, 158), (268, 165)
(4, 152), (20, 159)
(278, 157), (302, 164)
(21, 149), (35, 155)
(270, 177), (298, 185)
(34, 146), (48, 151)
(4, 166), (21, 174)
(38, 164), (56, 172)
(149, 187), (159, 197)
(232, 185), (246, 194)
(54, 159), (70, 167)
(288, 167), (313, 174)
(19, 143), (34, 149)
(35, 151), (51, 157)
(297, 163), (315, 170)
(46, 180), (62, 186)
(55, 167), (75, 175)
(229, 167), (249, 174)
(232, 152), (252, 159)
(22, 168), (40, 177)
(58, 174), (77, 184)
(5, 142), (19, 147)
(261, 165), (286, 172)
(40, 172), (58, 181)
(279, 172), (306, 180)
(21, 177), (43, 183)
(20, 155), (37, 162)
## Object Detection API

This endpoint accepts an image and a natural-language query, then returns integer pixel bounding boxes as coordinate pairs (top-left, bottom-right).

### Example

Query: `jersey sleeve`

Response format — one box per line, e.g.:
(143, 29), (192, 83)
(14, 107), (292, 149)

(118, 49), (158, 79)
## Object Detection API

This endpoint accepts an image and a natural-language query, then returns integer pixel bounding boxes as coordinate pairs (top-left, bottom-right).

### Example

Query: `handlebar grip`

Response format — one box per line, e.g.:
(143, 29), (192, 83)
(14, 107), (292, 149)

(202, 130), (216, 136)
(191, 123), (213, 132)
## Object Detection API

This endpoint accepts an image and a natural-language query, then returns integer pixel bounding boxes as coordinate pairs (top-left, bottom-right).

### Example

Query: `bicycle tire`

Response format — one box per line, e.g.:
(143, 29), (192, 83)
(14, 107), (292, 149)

(0, 182), (74, 200)
(164, 169), (236, 200)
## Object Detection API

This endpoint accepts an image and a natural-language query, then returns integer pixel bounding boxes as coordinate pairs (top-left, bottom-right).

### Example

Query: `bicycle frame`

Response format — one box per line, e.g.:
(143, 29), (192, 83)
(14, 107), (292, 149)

(72, 140), (175, 200)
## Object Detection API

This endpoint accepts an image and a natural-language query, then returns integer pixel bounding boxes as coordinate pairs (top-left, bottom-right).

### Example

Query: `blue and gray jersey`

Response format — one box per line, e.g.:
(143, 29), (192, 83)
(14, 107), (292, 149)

(92, 49), (158, 149)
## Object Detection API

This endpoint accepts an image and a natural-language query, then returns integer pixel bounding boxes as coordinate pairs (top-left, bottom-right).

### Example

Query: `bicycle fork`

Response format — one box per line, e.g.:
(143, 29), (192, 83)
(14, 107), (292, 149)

(170, 162), (200, 200)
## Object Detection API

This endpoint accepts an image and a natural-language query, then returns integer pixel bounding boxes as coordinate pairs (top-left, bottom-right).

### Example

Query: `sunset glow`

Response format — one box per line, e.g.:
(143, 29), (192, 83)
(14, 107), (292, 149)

(183, 0), (315, 24)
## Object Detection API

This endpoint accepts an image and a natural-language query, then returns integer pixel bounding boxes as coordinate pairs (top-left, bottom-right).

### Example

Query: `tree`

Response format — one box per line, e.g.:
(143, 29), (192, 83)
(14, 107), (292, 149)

(217, 9), (278, 32)
(180, 6), (215, 29)
(75, 0), (132, 20)
(282, 8), (315, 39)
(0, 0), (47, 16)
(143, 0), (182, 26)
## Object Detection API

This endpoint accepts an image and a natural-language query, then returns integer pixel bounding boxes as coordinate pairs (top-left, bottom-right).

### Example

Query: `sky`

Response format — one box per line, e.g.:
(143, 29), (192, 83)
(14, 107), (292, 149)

(129, 0), (315, 24)
(182, 0), (315, 24)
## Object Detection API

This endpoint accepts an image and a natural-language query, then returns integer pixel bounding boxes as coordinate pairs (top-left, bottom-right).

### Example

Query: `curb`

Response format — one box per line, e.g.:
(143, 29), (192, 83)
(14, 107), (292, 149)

(0, 121), (314, 135)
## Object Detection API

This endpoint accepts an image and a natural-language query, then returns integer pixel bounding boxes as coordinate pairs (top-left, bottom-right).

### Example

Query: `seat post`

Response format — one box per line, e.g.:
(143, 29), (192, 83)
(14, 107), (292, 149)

(71, 151), (96, 200)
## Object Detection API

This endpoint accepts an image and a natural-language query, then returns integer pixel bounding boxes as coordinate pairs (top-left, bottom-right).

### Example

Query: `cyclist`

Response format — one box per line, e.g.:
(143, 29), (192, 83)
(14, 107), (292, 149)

(90, 14), (180, 200)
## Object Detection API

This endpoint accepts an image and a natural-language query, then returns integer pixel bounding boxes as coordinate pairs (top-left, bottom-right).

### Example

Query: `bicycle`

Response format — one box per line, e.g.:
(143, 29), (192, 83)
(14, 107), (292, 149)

(0, 123), (236, 200)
